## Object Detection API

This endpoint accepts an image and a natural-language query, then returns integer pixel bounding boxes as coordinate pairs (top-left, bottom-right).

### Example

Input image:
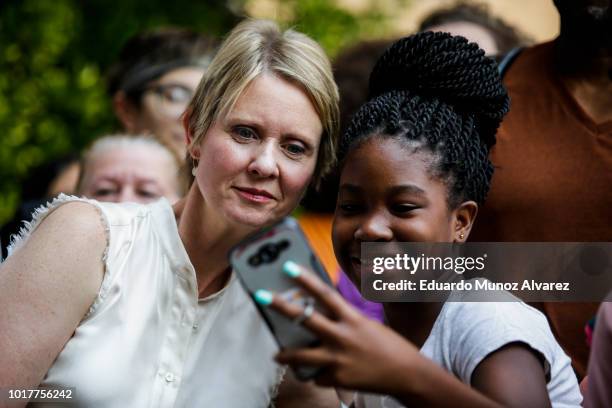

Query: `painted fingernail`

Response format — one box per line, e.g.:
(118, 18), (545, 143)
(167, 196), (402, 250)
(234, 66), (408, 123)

(254, 289), (273, 305)
(283, 261), (301, 278)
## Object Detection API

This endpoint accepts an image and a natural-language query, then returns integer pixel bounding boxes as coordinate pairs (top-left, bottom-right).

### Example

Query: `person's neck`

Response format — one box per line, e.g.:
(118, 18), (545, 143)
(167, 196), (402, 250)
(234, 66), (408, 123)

(175, 185), (255, 299)
(555, 36), (612, 124)
(383, 302), (444, 349)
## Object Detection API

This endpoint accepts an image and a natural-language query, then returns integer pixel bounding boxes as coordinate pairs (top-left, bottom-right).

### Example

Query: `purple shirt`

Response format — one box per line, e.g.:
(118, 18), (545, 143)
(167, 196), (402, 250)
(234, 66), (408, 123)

(336, 270), (384, 322)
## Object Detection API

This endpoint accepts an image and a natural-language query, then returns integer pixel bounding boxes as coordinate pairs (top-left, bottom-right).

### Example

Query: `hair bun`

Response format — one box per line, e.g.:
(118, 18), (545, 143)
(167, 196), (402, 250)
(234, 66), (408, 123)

(369, 31), (509, 146)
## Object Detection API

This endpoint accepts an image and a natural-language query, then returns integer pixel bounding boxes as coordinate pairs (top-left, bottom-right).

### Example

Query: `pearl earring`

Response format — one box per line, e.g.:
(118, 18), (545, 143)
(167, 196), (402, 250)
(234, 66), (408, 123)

(191, 166), (197, 177)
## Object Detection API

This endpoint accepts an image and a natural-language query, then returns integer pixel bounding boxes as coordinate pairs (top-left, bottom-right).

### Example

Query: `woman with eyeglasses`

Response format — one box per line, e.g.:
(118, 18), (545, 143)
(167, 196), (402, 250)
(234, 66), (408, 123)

(107, 28), (219, 156)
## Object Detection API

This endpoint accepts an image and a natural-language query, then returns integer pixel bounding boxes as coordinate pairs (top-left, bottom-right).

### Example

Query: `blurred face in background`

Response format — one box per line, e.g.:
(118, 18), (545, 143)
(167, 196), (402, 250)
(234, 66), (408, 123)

(47, 161), (81, 197)
(554, 0), (611, 48)
(426, 21), (499, 56)
(116, 67), (205, 156)
(80, 143), (182, 204)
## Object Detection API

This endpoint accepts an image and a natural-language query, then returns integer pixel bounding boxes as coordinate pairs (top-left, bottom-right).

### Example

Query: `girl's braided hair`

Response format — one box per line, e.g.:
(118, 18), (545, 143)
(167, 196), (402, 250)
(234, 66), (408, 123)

(340, 31), (509, 206)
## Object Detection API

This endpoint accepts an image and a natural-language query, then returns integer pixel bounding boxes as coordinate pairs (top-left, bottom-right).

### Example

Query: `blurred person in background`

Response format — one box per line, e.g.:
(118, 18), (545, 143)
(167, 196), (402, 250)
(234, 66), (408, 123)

(2, 25), (216, 260)
(469, 0), (612, 379)
(0, 154), (80, 260)
(78, 134), (186, 204)
(332, 40), (394, 137)
(583, 300), (612, 408)
(297, 39), (394, 322)
(419, 1), (531, 59)
(107, 28), (219, 157)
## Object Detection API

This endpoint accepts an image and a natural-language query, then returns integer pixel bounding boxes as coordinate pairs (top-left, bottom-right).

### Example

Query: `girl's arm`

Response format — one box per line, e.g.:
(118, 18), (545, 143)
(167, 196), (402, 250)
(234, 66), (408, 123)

(0, 202), (106, 394)
(470, 343), (551, 407)
(261, 262), (550, 408)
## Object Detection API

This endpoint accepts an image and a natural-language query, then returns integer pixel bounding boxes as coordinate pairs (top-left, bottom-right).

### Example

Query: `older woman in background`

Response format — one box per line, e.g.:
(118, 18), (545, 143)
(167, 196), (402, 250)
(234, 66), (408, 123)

(78, 134), (186, 204)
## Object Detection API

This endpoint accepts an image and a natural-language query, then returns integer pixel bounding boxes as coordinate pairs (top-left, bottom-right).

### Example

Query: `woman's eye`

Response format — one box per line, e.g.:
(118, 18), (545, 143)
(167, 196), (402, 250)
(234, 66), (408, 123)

(138, 190), (159, 198)
(232, 126), (257, 141)
(284, 143), (306, 156)
(94, 188), (115, 197)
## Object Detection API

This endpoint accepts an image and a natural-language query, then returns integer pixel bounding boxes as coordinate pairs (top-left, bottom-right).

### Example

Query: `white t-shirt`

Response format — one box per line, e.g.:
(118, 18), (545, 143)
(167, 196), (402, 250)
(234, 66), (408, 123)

(8, 195), (284, 408)
(354, 288), (582, 408)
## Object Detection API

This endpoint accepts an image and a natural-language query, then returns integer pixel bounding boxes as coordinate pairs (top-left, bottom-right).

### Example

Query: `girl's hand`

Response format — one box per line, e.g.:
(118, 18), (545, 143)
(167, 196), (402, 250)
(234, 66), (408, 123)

(255, 262), (509, 408)
(253, 261), (424, 395)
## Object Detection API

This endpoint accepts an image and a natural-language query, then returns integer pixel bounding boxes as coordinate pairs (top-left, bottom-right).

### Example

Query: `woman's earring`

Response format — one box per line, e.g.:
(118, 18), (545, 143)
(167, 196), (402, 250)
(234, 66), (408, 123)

(191, 166), (197, 177)
(459, 232), (465, 240)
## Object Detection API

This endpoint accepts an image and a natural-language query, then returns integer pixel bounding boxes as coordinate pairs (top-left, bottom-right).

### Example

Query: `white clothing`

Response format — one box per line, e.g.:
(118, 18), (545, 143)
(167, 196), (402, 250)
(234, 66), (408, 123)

(8, 195), (283, 408)
(354, 289), (582, 408)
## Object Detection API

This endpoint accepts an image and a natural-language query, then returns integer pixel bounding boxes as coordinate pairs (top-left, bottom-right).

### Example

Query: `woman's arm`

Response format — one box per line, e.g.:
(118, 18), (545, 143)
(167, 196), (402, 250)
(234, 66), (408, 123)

(262, 263), (551, 407)
(0, 202), (106, 391)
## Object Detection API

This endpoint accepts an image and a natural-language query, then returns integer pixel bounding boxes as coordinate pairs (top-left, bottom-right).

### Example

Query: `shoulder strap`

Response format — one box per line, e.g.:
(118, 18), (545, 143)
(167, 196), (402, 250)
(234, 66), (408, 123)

(497, 47), (524, 77)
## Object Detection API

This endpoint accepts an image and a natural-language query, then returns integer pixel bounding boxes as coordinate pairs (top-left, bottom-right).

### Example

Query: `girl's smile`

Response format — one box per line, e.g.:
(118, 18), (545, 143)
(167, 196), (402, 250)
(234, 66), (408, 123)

(333, 137), (462, 285)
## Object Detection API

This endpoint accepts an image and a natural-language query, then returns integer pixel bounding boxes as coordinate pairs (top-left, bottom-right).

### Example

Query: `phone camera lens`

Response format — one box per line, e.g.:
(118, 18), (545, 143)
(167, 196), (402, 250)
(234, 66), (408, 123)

(248, 254), (261, 266)
(250, 240), (291, 267)
(260, 244), (278, 264)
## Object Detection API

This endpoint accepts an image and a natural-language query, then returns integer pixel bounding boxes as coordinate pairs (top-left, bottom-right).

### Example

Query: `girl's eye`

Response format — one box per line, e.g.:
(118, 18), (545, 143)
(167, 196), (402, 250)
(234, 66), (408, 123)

(338, 203), (363, 214)
(233, 126), (257, 141)
(391, 203), (418, 214)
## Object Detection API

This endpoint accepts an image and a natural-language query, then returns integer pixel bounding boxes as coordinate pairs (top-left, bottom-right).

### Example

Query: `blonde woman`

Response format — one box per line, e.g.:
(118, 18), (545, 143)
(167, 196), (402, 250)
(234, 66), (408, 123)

(0, 20), (339, 407)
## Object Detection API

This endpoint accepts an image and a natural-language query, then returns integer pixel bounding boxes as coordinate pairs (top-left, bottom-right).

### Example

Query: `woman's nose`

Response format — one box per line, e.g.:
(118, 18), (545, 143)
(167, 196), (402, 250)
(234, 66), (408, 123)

(117, 187), (139, 203)
(354, 213), (393, 242)
(247, 141), (280, 178)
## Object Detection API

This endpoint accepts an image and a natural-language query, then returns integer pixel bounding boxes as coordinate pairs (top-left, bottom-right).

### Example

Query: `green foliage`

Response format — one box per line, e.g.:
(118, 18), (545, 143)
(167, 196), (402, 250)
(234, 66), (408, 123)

(286, 0), (391, 57)
(0, 0), (238, 225)
(1, 0), (84, 224)
(0, 0), (402, 225)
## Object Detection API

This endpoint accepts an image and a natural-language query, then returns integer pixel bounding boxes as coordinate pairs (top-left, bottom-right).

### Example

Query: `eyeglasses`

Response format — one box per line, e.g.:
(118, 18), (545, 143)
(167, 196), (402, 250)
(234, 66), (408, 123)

(144, 83), (195, 119)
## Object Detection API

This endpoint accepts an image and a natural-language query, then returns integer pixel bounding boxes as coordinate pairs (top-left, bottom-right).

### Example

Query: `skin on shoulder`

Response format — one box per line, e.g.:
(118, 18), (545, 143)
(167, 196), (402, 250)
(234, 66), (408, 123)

(0, 201), (106, 389)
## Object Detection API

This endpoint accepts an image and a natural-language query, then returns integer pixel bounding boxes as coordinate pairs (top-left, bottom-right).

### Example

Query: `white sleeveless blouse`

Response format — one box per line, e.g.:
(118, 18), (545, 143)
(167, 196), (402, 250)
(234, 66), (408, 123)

(9, 195), (283, 407)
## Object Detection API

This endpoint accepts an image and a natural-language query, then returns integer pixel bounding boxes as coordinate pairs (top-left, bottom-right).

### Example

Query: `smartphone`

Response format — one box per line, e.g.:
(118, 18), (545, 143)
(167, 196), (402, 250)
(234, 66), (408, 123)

(229, 216), (333, 380)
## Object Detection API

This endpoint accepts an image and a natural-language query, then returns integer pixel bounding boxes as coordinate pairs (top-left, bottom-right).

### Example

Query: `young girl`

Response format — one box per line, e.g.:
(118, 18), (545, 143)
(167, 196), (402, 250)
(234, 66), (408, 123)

(254, 32), (582, 407)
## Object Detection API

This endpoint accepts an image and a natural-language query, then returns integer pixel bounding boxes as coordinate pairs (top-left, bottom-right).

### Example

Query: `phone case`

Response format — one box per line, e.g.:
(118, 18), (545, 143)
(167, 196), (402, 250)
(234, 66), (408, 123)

(229, 217), (333, 380)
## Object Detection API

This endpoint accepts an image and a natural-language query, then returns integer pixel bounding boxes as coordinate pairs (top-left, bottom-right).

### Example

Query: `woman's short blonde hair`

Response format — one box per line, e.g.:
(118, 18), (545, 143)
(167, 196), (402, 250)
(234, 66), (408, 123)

(186, 19), (339, 186)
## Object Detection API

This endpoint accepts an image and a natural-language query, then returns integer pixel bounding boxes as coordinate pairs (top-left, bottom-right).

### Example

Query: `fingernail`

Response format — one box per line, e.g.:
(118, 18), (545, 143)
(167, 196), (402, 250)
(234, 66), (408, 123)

(254, 289), (273, 305)
(283, 261), (301, 278)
